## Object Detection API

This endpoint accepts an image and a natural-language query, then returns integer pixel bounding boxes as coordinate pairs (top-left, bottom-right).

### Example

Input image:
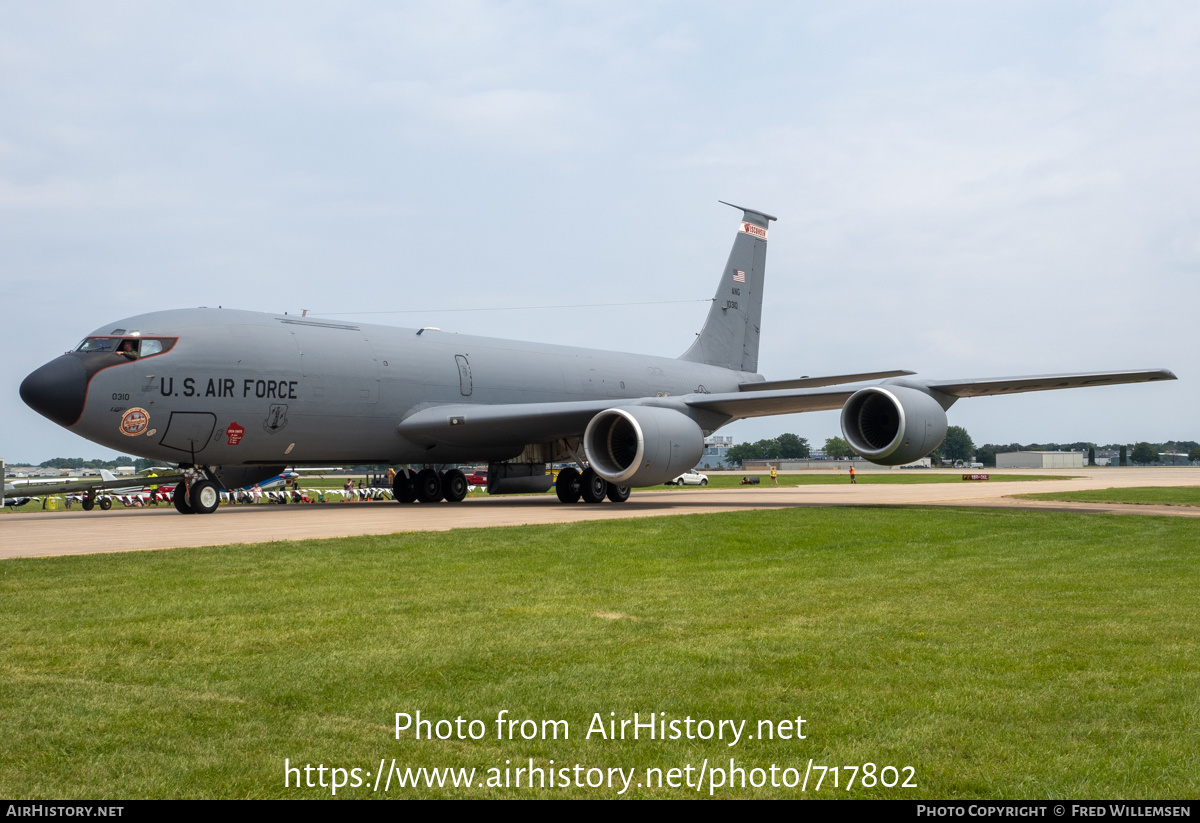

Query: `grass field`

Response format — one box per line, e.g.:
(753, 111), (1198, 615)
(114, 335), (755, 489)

(1015, 486), (1200, 507)
(2, 506), (1197, 799)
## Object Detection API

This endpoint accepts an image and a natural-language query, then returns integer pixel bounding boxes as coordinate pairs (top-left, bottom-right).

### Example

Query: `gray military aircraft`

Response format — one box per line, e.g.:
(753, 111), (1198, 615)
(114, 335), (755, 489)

(20, 202), (1176, 515)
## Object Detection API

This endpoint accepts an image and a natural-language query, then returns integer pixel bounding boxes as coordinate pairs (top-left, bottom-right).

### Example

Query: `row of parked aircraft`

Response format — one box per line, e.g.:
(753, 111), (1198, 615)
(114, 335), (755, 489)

(18, 202), (1175, 515)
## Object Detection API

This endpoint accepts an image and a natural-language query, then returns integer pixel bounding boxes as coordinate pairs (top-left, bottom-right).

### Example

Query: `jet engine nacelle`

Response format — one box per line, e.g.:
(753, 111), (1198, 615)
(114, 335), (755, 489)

(840, 385), (948, 466)
(583, 406), (705, 487)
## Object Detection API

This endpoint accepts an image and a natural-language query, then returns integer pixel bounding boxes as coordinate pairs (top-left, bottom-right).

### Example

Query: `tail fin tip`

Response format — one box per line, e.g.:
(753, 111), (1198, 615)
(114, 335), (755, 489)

(718, 200), (778, 223)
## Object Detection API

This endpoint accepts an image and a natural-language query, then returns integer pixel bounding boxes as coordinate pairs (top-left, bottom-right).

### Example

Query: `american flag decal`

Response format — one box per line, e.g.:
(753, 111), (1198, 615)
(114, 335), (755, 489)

(733, 270), (745, 282)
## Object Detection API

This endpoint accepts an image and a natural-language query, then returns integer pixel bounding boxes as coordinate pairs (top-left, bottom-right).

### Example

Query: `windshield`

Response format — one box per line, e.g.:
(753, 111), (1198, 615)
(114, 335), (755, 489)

(75, 337), (177, 358)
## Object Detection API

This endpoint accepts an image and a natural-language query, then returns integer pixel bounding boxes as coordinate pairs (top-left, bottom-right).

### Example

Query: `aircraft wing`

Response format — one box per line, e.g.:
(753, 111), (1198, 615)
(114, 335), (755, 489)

(920, 369), (1177, 397)
(688, 368), (1177, 420)
(396, 388), (864, 446)
(686, 387), (857, 418)
(397, 399), (624, 447)
(2, 474), (185, 498)
(397, 369), (1177, 444)
(738, 370), (914, 392)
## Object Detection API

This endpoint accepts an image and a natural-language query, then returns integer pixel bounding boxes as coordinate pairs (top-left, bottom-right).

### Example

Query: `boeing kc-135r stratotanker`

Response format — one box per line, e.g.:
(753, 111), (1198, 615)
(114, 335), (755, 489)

(19, 202), (1176, 515)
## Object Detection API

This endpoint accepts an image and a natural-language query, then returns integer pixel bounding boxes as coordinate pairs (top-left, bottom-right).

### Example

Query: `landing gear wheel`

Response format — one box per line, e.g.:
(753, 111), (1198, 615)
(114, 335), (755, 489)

(393, 471), (417, 503)
(579, 468), (608, 504)
(98, 497), (112, 511)
(81, 495), (95, 512)
(415, 468), (443, 503)
(442, 469), (468, 503)
(556, 467), (582, 504)
(189, 480), (220, 515)
(173, 482), (194, 514)
(606, 483), (631, 503)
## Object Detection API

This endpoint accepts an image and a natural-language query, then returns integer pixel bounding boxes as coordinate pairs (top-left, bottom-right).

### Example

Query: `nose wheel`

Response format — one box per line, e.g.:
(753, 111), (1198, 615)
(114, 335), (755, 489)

(189, 480), (220, 514)
(173, 481), (194, 514)
(172, 477), (220, 514)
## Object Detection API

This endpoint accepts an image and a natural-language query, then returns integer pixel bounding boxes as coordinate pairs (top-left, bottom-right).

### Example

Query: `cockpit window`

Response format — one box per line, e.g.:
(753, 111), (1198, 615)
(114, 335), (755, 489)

(76, 337), (116, 353)
(75, 337), (177, 358)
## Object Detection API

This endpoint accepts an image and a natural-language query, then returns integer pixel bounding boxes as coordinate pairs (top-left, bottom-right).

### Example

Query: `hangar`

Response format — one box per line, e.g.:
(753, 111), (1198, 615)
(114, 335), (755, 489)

(996, 451), (1086, 469)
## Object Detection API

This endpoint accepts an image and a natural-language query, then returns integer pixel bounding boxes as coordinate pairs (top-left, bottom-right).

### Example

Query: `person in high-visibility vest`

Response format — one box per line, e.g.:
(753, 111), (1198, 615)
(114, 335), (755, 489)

(849, 466), (857, 484)
(770, 466), (778, 485)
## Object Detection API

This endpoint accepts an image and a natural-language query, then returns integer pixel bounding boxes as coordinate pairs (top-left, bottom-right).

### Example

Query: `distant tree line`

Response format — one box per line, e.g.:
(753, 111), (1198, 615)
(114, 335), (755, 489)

(721, 431), (1199, 468)
(34, 456), (158, 471)
(725, 434), (810, 464)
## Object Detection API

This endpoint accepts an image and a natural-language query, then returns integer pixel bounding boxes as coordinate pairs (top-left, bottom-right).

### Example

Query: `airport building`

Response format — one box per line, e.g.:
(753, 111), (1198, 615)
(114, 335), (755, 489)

(696, 435), (734, 469)
(996, 451), (1085, 469)
(741, 458), (926, 471)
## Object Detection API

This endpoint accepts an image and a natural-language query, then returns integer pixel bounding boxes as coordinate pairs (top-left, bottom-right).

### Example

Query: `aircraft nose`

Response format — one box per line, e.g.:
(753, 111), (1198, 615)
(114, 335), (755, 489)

(20, 354), (89, 428)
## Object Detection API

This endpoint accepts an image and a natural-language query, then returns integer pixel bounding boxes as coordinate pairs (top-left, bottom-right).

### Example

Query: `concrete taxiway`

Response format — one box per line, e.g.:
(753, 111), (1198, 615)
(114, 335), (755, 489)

(2, 468), (1198, 560)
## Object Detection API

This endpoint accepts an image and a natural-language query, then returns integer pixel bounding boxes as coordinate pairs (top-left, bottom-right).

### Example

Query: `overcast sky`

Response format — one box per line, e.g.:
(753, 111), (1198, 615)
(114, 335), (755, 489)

(2, 1), (1197, 463)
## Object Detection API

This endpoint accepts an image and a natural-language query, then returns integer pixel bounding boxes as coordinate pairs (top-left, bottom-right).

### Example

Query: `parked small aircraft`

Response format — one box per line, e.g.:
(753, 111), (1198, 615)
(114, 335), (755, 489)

(2, 468), (184, 511)
(19, 202), (1175, 514)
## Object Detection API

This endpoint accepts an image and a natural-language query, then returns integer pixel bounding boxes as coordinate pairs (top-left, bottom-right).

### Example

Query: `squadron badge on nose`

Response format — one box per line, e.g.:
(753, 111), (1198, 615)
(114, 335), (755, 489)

(120, 408), (150, 436)
(263, 404), (289, 434)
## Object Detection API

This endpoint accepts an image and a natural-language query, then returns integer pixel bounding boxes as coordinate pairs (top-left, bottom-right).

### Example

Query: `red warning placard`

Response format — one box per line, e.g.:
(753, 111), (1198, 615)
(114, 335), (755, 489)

(227, 422), (246, 445)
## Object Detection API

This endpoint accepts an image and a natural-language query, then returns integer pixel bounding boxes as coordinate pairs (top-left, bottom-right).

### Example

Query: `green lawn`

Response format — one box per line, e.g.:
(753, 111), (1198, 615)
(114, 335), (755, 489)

(2, 507), (1197, 799)
(1015, 486), (1200, 507)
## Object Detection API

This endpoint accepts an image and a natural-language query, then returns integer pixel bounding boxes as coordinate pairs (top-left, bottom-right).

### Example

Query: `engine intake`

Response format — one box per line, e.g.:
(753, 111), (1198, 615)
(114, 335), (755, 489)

(583, 406), (704, 487)
(840, 385), (948, 465)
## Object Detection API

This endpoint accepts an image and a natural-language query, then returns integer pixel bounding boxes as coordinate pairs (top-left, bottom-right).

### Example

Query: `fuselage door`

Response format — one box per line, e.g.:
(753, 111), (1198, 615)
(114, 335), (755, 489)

(455, 355), (472, 397)
(159, 412), (217, 455)
(288, 321), (379, 404)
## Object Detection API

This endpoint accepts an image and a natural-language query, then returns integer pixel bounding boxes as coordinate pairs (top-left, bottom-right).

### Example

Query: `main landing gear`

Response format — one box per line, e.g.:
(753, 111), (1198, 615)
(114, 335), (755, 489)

(392, 466), (630, 504)
(555, 466), (629, 505)
(393, 468), (469, 504)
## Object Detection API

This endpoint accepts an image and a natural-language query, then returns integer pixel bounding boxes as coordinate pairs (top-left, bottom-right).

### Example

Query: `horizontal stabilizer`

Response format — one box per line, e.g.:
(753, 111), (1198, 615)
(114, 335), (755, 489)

(740, 370), (915, 392)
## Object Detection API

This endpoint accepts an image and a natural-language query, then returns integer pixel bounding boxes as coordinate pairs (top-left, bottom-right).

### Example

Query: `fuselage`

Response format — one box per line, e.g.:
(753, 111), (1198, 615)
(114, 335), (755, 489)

(23, 307), (755, 467)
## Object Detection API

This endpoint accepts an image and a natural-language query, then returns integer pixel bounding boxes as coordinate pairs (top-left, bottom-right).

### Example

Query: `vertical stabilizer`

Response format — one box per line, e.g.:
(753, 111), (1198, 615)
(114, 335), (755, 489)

(679, 202), (776, 373)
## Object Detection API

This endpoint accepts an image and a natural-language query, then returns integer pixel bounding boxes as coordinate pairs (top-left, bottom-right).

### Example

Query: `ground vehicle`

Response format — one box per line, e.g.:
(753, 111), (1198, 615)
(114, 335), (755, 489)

(465, 469), (488, 486)
(666, 471), (708, 486)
